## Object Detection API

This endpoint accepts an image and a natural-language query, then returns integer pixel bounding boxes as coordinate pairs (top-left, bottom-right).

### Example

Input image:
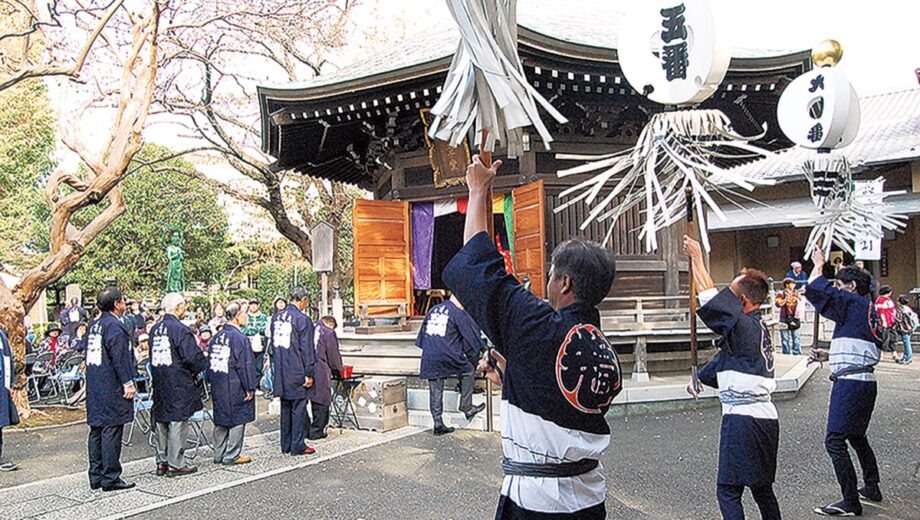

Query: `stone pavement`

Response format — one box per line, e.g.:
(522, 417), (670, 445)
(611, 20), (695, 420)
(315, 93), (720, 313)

(140, 361), (920, 520)
(0, 425), (422, 520)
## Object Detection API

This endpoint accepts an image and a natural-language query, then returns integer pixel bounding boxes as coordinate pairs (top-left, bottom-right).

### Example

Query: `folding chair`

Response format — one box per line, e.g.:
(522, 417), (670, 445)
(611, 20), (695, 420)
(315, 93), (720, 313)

(24, 353), (42, 402)
(31, 351), (56, 401)
(48, 352), (85, 406)
(186, 403), (213, 460)
(124, 361), (155, 448)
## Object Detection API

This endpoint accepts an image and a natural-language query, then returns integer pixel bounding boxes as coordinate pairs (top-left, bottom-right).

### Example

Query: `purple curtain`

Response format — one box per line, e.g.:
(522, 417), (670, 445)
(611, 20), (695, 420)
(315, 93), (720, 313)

(412, 202), (435, 290)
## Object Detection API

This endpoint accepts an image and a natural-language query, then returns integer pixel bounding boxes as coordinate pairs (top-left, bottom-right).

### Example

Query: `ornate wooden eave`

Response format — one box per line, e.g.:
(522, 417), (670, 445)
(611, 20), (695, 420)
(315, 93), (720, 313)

(257, 22), (811, 189)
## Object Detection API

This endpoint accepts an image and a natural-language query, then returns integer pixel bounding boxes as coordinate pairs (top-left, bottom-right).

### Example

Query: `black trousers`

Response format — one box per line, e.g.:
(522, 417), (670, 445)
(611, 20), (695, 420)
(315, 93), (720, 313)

(88, 425), (125, 488)
(0, 427), (4, 460)
(825, 431), (880, 507)
(716, 483), (781, 520)
(280, 398), (308, 454)
(253, 351), (265, 383)
(308, 402), (330, 440)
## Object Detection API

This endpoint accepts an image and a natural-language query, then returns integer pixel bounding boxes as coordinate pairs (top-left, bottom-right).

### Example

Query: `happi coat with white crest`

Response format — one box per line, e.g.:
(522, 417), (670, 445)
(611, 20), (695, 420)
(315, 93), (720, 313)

(415, 300), (485, 381)
(207, 323), (257, 427)
(696, 287), (779, 486)
(805, 276), (880, 435)
(81, 312), (136, 427)
(269, 304), (316, 401)
(0, 329), (19, 429)
(444, 232), (622, 518)
(311, 321), (344, 407)
(149, 315), (209, 423)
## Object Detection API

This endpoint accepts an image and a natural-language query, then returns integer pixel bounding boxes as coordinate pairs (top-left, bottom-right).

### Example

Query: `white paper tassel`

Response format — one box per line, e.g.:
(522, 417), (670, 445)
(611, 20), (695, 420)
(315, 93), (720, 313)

(555, 109), (776, 252)
(429, 0), (567, 156)
(792, 164), (908, 257)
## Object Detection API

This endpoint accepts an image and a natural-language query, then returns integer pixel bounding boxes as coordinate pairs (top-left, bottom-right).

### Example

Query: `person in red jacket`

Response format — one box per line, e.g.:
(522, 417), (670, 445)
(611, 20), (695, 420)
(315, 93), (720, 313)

(875, 285), (897, 359)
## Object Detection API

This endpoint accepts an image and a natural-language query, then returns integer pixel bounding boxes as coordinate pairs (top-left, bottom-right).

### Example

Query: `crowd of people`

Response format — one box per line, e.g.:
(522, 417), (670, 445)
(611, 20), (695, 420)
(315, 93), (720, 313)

(775, 260), (917, 365)
(0, 287), (343, 487)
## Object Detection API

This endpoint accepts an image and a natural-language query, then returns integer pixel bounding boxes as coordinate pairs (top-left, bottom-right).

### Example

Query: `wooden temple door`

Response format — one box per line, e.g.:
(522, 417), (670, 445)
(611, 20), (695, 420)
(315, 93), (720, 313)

(352, 199), (413, 318)
(512, 180), (546, 299)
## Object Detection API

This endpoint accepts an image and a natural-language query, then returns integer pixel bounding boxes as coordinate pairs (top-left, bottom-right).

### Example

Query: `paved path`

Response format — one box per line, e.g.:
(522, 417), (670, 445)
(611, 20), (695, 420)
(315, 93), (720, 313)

(139, 362), (919, 520)
(0, 425), (422, 520)
(1, 361), (917, 519)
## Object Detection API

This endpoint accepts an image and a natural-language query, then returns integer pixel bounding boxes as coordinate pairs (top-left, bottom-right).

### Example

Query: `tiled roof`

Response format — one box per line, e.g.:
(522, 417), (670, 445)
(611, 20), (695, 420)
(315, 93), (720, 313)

(265, 0), (801, 92)
(727, 88), (920, 181)
(708, 192), (920, 232)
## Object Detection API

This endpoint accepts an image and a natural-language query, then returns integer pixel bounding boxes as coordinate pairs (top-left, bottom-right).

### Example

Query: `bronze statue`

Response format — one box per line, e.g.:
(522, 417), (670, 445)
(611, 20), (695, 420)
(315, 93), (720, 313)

(164, 228), (185, 293)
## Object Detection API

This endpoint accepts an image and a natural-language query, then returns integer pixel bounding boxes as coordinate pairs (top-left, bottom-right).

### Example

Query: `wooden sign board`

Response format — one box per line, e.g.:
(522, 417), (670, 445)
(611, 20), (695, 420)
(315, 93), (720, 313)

(420, 108), (471, 188)
(312, 221), (335, 273)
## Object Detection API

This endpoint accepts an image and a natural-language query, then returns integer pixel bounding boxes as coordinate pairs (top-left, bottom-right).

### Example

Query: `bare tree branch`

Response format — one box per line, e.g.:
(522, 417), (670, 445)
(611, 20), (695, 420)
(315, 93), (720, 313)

(0, 0), (126, 91)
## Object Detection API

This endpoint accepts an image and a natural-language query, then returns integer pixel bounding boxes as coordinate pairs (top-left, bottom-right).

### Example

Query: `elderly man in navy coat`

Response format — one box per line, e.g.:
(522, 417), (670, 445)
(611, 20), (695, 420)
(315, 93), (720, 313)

(207, 300), (257, 465)
(270, 286), (316, 455)
(149, 292), (209, 477)
(82, 286), (136, 491)
(0, 327), (20, 471)
(308, 316), (344, 440)
(416, 296), (486, 435)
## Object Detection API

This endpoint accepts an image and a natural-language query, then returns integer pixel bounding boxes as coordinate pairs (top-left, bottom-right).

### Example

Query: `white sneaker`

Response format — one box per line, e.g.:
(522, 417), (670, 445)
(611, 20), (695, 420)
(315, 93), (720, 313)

(255, 389), (263, 396)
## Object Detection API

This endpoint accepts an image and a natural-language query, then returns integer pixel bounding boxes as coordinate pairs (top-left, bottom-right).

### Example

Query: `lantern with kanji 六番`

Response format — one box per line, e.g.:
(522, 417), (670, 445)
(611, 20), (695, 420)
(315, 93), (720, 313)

(779, 40), (907, 258)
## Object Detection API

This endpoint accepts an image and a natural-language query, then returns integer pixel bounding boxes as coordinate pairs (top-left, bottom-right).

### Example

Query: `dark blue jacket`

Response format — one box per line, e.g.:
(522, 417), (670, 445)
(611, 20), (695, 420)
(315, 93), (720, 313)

(149, 314), (209, 423)
(269, 304), (315, 400)
(0, 329), (19, 428)
(82, 312), (136, 427)
(443, 232), (622, 436)
(415, 301), (484, 380)
(311, 322), (344, 406)
(207, 324), (256, 427)
(697, 288), (775, 388)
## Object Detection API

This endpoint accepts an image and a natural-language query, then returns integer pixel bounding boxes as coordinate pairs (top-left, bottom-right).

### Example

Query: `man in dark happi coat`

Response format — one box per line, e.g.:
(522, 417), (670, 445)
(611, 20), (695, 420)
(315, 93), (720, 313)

(270, 286), (316, 455)
(207, 300), (256, 465)
(806, 250), (883, 517)
(0, 328), (20, 471)
(415, 296), (485, 435)
(443, 157), (623, 519)
(82, 287), (136, 491)
(307, 316), (344, 440)
(684, 236), (781, 520)
(149, 293), (209, 477)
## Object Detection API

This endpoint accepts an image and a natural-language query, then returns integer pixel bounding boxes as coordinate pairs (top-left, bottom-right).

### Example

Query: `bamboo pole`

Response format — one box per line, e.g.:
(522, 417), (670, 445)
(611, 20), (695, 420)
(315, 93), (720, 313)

(480, 129), (495, 432)
(686, 187), (700, 397)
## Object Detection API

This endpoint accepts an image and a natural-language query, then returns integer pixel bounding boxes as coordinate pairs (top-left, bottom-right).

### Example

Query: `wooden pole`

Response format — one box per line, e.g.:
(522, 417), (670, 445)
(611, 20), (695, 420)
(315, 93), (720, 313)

(480, 129), (495, 433)
(686, 187), (700, 396)
(480, 130), (494, 240)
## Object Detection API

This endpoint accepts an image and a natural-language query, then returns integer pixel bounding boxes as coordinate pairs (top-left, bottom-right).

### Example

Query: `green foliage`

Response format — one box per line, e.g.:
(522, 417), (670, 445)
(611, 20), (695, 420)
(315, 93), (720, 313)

(62, 145), (231, 296)
(0, 80), (56, 268)
(255, 261), (319, 311)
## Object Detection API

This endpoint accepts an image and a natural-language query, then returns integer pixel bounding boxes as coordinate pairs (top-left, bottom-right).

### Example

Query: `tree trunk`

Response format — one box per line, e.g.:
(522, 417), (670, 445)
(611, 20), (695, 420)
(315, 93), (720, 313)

(0, 283), (31, 419)
(263, 185), (312, 261)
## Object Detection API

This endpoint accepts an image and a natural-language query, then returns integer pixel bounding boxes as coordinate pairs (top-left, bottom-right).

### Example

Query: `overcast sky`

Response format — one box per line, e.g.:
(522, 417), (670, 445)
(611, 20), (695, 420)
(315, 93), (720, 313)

(359, 0), (920, 95)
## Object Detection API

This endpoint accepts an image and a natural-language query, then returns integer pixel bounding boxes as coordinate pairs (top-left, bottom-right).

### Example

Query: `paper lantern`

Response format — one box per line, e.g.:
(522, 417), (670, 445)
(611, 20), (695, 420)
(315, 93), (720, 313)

(618, 0), (730, 106)
(777, 67), (860, 150)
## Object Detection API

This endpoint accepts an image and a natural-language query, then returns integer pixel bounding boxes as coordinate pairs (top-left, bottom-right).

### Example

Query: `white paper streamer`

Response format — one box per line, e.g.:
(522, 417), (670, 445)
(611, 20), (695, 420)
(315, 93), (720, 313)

(429, 0), (567, 156)
(555, 109), (776, 252)
(792, 159), (908, 257)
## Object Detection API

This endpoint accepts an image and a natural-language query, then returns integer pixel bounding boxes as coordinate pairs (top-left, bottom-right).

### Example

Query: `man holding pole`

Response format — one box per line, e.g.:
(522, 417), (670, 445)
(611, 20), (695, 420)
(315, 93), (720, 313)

(443, 156), (622, 519)
(684, 236), (781, 520)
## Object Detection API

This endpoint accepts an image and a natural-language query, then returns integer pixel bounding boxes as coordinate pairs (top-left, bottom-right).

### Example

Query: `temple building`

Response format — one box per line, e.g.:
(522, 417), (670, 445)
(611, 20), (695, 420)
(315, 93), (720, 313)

(257, 2), (810, 327)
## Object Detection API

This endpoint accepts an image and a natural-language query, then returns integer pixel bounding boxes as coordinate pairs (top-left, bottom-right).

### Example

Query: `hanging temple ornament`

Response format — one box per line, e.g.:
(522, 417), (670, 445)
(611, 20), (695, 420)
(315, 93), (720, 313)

(778, 39), (907, 257)
(556, 0), (776, 253)
(428, 0), (567, 157)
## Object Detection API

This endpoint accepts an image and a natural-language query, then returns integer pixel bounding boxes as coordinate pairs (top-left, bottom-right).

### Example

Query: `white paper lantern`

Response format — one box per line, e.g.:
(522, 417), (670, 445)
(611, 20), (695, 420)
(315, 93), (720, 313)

(618, 0), (730, 106)
(777, 67), (860, 150)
